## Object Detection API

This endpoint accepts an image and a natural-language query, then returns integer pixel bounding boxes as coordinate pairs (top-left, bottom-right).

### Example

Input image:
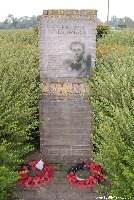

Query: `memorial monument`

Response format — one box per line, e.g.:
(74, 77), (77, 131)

(38, 9), (97, 163)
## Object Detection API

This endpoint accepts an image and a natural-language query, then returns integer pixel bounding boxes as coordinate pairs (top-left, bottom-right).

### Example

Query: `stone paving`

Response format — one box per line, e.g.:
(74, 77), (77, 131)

(13, 171), (102, 200)
(12, 151), (105, 200)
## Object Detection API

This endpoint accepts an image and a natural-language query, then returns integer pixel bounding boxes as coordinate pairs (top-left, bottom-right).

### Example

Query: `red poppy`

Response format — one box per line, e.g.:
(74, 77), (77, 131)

(18, 160), (54, 188)
(90, 162), (102, 174)
(67, 162), (105, 188)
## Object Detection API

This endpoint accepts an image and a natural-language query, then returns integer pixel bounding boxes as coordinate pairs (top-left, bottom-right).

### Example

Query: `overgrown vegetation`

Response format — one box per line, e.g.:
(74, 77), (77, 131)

(89, 31), (134, 198)
(96, 44), (125, 59)
(96, 24), (111, 40)
(1, 26), (134, 200)
(0, 29), (39, 200)
(97, 30), (134, 47)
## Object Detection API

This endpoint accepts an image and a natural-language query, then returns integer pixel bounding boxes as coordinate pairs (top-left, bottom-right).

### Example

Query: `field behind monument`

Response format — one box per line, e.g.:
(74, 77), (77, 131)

(0, 29), (134, 200)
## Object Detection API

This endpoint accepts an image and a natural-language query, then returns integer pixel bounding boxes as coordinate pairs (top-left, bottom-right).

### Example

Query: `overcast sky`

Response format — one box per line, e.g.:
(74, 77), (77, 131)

(0, 0), (133, 22)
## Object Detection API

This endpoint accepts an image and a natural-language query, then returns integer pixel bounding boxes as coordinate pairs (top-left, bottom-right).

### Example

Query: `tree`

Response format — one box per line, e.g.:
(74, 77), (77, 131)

(107, 15), (134, 29)
(0, 14), (38, 29)
(123, 17), (134, 29)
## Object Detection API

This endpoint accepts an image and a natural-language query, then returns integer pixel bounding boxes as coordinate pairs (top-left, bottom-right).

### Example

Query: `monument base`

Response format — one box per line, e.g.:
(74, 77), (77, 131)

(40, 79), (93, 164)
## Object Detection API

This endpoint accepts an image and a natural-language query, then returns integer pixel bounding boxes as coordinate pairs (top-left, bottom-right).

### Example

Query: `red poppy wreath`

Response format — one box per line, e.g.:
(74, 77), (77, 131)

(67, 161), (105, 188)
(18, 160), (54, 188)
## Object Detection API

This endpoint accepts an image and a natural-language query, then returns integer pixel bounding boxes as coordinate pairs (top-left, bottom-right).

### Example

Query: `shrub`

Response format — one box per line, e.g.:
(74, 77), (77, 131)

(0, 29), (38, 46)
(89, 47), (134, 198)
(0, 141), (20, 200)
(96, 24), (111, 40)
(96, 44), (125, 59)
(97, 30), (134, 47)
(0, 30), (39, 200)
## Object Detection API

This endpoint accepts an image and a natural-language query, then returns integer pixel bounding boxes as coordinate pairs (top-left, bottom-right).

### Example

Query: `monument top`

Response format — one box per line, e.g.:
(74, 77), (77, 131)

(38, 9), (97, 21)
(38, 9), (97, 78)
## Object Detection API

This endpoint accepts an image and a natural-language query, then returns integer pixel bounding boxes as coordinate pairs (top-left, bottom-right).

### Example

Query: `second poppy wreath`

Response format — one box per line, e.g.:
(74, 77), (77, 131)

(67, 161), (105, 188)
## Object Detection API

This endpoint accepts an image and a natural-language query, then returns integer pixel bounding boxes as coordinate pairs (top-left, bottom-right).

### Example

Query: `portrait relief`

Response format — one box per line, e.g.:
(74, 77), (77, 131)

(63, 41), (91, 78)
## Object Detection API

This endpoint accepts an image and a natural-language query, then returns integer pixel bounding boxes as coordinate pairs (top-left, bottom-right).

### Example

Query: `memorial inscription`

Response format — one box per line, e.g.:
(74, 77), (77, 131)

(39, 16), (96, 78)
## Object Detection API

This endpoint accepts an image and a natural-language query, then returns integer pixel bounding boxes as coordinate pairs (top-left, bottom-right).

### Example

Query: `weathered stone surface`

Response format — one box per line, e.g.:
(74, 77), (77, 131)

(39, 9), (96, 163)
(38, 10), (97, 78)
(13, 151), (106, 200)
(38, 9), (97, 21)
(40, 93), (93, 163)
(13, 171), (103, 200)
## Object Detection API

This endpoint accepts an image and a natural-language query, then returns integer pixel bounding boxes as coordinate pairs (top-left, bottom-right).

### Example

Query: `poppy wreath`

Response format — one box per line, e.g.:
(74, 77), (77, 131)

(67, 161), (105, 188)
(18, 160), (54, 187)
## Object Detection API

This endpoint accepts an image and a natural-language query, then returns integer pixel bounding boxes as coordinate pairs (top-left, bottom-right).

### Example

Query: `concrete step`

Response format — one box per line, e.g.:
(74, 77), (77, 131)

(12, 151), (106, 200)
(12, 171), (105, 200)
(13, 185), (98, 200)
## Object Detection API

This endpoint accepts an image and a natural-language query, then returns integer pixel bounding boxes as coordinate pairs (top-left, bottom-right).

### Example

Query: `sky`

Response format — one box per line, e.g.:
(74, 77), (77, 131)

(0, 0), (133, 22)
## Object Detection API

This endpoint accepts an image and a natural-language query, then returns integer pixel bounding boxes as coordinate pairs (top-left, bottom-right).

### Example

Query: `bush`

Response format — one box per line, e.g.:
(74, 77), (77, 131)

(96, 44), (125, 59)
(0, 141), (20, 200)
(0, 29), (38, 46)
(89, 47), (134, 198)
(96, 24), (111, 40)
(97, 30), (134, 47)
(0, 29), (39, 200)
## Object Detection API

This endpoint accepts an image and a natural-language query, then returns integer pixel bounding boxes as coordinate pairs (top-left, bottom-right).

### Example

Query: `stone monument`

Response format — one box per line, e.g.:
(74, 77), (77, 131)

(38, 9), (97, 163)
